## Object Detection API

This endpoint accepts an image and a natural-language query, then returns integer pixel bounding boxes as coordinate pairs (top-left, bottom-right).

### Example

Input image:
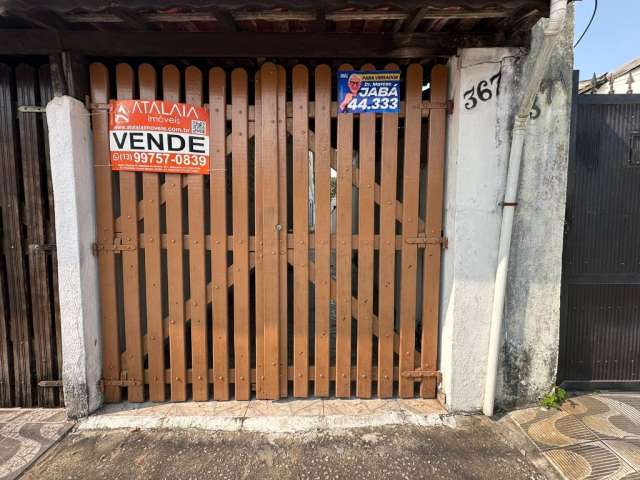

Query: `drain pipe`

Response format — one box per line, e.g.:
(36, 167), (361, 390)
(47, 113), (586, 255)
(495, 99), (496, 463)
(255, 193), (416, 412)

(483, 0), (567, 417)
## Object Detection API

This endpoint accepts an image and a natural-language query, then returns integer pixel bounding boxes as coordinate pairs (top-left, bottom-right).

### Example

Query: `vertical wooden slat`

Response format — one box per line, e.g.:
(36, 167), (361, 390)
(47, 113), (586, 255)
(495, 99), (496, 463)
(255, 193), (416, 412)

(90, 63), (121, 403)
(292, 64), (309, 397)
(163, 65), (187, 402)
(16, 64), (55, 406)
(399, 63), (423, 397)
(277, 65), (288, 396)
(378, 64), (400, 398)
(420, 64), (448, 398)
(335, 63), (354, 398)
(38, 64), (63, 406)
(356, 63), (376, 399)
(254, 71), (265, 399)
(116, 63), (145, 402)
(139, 64), (165, 402)
(231, 68), (251, 400)
(260, 62), (281, 400)
(186, 66), (208, 401)
(210, 67), (230, 400)
(313, 64), (331, 397)
(0, 268), (11, 406)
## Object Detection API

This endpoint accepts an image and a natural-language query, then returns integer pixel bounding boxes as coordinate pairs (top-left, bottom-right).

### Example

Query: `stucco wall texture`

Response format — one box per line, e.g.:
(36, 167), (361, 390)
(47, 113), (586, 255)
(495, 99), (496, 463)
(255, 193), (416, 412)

(440, 11), (573, 412)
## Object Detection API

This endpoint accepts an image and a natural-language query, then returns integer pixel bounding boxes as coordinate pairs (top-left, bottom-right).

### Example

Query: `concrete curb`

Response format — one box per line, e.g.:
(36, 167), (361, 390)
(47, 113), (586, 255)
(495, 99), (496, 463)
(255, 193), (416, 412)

(77, 411), (455, 434)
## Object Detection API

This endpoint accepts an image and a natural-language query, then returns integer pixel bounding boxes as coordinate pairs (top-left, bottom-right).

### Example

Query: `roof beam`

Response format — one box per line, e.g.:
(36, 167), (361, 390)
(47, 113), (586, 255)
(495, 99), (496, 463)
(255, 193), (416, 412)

(0, 29), (528, 57)
(210, 8), (237, 32)
(106, 7), (149, 31)
(54, 8), (511, 24)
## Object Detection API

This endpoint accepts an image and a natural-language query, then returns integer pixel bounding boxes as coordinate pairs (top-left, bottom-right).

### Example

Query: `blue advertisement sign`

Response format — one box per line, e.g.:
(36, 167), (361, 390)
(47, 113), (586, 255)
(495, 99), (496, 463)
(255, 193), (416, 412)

(337, 70), (401, 114)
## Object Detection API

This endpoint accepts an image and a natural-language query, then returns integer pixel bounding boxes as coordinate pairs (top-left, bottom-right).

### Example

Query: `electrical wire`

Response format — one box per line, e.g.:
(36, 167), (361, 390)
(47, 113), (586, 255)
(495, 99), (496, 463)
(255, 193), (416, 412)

(574, 0), (598, 48)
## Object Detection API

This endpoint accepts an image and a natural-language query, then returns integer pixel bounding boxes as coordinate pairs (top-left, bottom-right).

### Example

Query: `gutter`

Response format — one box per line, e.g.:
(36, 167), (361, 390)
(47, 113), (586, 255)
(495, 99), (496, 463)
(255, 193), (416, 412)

(482, 0), (568, 417)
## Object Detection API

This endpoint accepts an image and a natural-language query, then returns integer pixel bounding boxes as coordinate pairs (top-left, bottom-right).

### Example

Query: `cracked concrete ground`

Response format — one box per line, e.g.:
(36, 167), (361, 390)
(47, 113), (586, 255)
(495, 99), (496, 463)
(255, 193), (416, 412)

(22, 414), (557, 480)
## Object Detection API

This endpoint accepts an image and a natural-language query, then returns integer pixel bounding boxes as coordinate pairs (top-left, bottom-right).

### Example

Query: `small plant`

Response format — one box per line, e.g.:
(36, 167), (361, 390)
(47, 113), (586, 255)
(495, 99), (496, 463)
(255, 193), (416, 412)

(539, 386), (568, 409)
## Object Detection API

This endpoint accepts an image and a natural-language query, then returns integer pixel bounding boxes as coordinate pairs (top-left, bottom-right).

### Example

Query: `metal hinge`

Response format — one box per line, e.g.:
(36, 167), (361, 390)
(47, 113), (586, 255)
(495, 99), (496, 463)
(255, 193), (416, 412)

(38, 380), (63, 388)
(406, 236), (448, 249)
(99, 379), (143, 391)
(92, 238), (135, 256)
(401, 370), (442, 382)
(28, 243), (56, 253)
(422, 100), (453, 115)
(18, 105), (46, 113)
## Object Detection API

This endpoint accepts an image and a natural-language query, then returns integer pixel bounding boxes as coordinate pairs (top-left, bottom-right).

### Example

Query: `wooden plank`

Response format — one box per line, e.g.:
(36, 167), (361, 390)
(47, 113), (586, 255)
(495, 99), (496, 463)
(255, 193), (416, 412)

(277, 65), (288, 397)
(138, 64), (165, 402)
(231, 68), (251, 401)
(163, 65), (187, 402)
(254, 71), (265, 399)
(292, 64), (309, 398)
(420, 64), (448, 399)
(0, 30), (521, 58)
(16, 64), (55, 407)
(0, 267), (11, 406)
(210, 67), (230, 400)
(90, 63), (121, 402)
(116, 63), (145, 403)
(356, 63), (376, 399)
(185, 66), (208, 401)
(398, 63), (424, 398)
(38, 64), (63, 406)
(377, 63), (400, 399)
(313, 64), (331, 397)
(335, 63), (354, 398)
(260, 62), (281, 400)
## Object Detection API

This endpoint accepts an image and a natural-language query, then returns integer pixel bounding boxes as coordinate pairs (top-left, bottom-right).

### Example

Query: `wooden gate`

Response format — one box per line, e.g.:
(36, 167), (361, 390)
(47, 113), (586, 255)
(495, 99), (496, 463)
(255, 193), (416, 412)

(0, 61), (63, 407)
(90, 61), (447, 402)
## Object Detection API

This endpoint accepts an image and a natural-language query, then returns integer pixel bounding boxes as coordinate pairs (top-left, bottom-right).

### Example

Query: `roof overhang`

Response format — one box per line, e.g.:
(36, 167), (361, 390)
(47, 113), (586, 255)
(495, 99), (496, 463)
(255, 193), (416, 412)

(0, 0), (553, 58)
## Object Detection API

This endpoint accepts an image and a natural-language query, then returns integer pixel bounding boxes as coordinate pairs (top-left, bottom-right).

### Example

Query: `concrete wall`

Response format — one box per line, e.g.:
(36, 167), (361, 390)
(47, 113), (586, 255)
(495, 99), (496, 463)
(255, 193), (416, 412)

(440, 11), (573, 411)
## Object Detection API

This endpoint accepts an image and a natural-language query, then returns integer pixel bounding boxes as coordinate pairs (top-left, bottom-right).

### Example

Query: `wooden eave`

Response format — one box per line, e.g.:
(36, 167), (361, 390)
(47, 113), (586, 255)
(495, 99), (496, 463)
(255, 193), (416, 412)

(0, 0), (552, 58)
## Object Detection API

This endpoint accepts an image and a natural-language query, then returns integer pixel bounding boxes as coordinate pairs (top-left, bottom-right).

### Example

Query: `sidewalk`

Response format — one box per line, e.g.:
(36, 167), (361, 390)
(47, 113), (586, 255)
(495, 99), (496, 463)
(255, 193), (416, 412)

(12, 398), (558, 480)
(511, 393), (640, 480)
(0, 409), (73, 480)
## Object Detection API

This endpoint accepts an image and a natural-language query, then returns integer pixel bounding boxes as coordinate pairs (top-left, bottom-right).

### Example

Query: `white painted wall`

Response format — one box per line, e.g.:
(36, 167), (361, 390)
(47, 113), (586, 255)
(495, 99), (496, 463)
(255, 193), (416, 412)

(47, 96), (102, 418)
(440, 15), (572, 411)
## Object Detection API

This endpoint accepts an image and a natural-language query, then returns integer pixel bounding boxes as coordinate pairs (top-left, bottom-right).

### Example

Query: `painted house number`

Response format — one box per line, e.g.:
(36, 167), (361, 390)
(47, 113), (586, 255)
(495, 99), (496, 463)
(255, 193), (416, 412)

(463, 71), (502, 110)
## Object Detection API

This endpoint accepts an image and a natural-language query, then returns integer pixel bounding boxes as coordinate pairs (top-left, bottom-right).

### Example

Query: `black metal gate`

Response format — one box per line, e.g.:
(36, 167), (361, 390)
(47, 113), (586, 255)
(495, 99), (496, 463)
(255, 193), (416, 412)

(559, 72), (640, 388)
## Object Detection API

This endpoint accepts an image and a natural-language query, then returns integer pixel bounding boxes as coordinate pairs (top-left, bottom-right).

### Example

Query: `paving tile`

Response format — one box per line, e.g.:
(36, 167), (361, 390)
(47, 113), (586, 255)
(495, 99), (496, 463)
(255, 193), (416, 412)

(323, 399), (402, 416)
(397, 399), (446, 415)
(563, 395), (640, 439)
(245, 399), (323, 417)
(597, 395), (640, 432)
(544, 441), (635, 480)
(604, 438), (640, 470)
(511, 406), (598, 450)
(0, 410), (72, 480)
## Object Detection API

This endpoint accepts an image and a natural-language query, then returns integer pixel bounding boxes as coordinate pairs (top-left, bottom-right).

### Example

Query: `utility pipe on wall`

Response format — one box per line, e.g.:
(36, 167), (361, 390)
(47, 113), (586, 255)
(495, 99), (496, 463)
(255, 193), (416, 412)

(483, 0), (567, 417)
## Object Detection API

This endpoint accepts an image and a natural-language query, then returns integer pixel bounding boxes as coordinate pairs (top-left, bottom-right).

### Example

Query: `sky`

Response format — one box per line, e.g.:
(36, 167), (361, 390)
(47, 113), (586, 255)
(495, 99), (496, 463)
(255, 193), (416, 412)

(573, 0), (640, 80)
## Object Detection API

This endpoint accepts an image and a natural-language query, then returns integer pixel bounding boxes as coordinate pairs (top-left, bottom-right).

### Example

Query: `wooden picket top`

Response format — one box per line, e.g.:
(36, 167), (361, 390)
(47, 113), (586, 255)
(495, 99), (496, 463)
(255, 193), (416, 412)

(90, 61), (447, 403)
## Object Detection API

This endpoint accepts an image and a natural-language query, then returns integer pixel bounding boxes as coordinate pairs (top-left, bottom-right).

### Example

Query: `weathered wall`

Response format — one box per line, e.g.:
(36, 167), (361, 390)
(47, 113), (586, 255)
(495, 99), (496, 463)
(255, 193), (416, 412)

(440, 8), (573, 412)
(497, 12), (574, 409)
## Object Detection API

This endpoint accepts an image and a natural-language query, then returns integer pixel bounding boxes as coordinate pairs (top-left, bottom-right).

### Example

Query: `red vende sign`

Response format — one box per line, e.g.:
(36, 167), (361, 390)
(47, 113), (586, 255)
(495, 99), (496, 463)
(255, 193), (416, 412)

(108, 100), (210, 175)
